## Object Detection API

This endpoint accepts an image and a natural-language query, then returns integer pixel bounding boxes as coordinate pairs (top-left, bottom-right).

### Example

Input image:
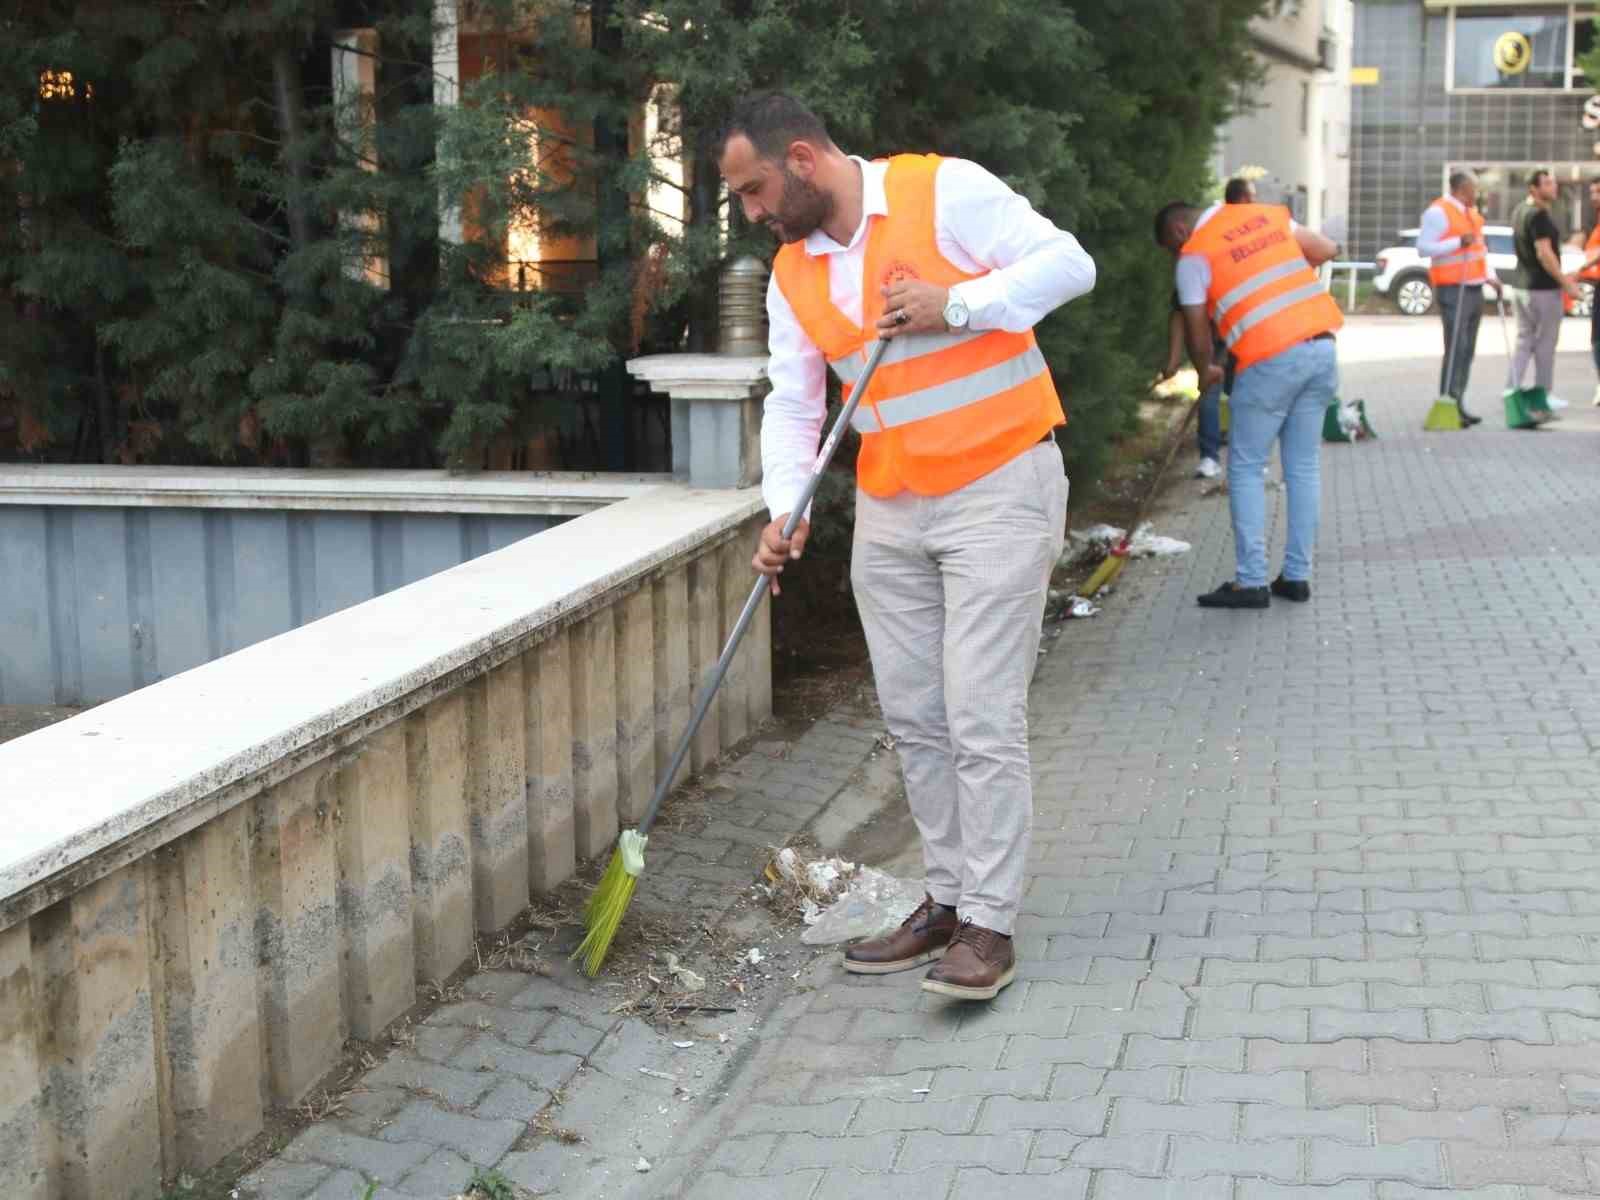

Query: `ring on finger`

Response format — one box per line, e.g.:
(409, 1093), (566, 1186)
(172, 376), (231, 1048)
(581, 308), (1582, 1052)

(894, 308), (910, 325)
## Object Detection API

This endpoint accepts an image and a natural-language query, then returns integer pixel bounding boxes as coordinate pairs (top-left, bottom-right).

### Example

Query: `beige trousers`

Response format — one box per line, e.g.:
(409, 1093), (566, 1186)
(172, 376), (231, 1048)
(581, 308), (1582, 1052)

(850, 441), (1068, 934)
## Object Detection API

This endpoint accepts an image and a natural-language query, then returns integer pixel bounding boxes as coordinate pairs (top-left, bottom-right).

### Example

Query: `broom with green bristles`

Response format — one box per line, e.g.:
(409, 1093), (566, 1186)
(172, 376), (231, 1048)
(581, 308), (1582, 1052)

(573, 335), (894, 976)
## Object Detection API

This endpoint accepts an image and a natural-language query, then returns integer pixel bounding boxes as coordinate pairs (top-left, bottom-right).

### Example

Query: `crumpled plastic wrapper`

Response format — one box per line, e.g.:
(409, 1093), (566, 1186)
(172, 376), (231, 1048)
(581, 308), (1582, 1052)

(800, 869), (924, 946)
(664, 952), (705, 993)
(1062, 521), (1190, 563)
(1048, 589), (1101, 619)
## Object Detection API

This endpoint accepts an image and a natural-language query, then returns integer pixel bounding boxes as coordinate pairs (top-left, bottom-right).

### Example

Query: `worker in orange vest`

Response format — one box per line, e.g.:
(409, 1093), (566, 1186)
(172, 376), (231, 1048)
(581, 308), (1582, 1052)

(1583, 178), (1600, 405)
(1417, 171), (1503, 426)
(1154, 199), (1340, 608)
(719, 92), (1095, 1001)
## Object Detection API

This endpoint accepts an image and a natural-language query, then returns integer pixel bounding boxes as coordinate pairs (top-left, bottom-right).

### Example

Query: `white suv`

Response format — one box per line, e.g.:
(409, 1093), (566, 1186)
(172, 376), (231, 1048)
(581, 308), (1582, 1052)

(1373, 226), (1593, 317)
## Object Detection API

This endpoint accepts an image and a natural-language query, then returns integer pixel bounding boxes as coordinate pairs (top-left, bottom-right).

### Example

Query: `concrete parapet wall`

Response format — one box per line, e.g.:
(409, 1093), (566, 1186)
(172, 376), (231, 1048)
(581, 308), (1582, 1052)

(0, 484), (769, 1199)
(0, 465), (667, 705)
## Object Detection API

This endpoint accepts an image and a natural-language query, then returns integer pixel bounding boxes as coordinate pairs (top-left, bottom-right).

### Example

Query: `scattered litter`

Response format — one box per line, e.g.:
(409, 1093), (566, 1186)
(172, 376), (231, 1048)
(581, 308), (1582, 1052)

(636, 1157), (652, 1173)
(639, 1068), (677, 1082)
(718, 1032), (731, 1044)
(673, 1041), (695, 1049)
(1047, 589), (1101, 620)
(912, 1088), (931, 1094)
(745, 948), (765, 965)
(873, 731), (898, 751)
(664, 953), (706, 993)
(1065, 521), (1191, 561)
(767, 847), (862, 924)
(801, 868), (924, 946)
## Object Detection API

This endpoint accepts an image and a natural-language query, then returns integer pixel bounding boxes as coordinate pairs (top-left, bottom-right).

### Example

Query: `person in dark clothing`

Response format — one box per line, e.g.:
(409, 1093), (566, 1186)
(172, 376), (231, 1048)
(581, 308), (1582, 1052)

(1158, 177), (1251, 479)
(1510, 170), (1580, 404)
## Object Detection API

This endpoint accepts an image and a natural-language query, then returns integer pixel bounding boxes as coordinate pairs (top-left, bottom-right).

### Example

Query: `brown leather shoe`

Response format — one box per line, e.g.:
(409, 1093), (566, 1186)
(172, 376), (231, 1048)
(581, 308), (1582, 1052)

(921, 919), (1016, 1000)
(843, 894), (957, 974)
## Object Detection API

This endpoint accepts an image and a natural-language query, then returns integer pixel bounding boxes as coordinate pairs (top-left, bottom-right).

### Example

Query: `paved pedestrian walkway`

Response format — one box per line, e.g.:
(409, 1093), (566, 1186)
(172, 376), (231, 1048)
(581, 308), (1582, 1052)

(238, 315), (1600, 1199)
(645, 316), (1600, 1198)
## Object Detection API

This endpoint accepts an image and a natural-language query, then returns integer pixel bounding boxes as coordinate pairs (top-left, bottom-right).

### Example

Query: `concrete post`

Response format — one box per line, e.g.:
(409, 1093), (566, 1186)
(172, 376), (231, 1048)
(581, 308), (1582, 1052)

(571, 612), (620, 860)
(35, 864), (161, 1199)
(652, 568), (692, 790)
(334, 725), (416, 1040)
(744, 517), (774, 727)
(525, 632), (576, 892)
(405, 691), (473, 985)
(623, 355), (769, 489)
(465, 663), (531, 931)
(252, 763), (345, 1103)
(718, 538), (752, 749)
(687, 554), (722, 773)
(151, 805), (263, 1172)
(613, 587), (655, 824)
(0, 922), (46, 1200)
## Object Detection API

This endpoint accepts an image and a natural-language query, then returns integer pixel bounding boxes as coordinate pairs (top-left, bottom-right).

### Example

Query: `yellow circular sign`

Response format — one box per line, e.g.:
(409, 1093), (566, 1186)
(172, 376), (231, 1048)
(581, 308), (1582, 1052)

(1494, 31), (1532, 75)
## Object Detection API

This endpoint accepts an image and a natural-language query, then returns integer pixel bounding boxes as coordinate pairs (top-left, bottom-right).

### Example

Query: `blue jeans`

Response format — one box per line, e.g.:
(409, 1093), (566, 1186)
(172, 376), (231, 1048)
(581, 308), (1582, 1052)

(1197, 382), (1223, 460)
(1226, 337), (1339, 587)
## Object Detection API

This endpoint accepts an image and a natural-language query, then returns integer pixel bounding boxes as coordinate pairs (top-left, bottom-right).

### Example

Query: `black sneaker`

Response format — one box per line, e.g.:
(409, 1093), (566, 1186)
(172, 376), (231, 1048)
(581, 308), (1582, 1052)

(1270, 576), (1310, 602)
(1459, 409), (1483, 427)
(1197, 582), (1269, 609)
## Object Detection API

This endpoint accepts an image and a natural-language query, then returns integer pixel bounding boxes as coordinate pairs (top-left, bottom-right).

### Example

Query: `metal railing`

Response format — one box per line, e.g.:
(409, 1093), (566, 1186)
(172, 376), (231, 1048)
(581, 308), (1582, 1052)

(1321, 260), (1376, 312)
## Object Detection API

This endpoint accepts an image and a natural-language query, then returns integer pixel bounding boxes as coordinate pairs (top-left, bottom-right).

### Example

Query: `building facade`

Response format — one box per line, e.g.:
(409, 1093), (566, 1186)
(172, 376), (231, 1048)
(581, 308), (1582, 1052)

(1351, 0), (1600, 260)
(1215, 0), (1355, 241)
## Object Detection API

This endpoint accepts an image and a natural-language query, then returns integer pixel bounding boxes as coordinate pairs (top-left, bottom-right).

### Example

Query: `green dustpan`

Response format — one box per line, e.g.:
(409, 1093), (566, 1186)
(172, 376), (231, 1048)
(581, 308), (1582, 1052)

(1496, 293), (1543, 430)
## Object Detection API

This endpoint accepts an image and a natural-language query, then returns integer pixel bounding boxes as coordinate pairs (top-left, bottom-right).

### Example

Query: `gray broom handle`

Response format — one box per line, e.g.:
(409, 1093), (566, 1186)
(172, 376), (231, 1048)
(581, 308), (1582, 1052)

(636, 336), (892, 837)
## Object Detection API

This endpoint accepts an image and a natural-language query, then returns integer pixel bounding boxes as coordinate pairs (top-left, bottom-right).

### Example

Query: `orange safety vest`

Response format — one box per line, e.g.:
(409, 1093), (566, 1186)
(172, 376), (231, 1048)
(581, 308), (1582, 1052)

(1180, 203), (1342, 373)
(1425, 197), (1487, 286)
(771, 154), (1063, 499)
(1582, 223), (1600, 282)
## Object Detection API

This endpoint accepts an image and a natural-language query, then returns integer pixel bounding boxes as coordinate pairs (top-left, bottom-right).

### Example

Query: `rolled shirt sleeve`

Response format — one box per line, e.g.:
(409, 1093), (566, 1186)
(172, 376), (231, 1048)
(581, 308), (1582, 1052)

(1415, 205), (1459, 260)
(934, 158), (1096, 331)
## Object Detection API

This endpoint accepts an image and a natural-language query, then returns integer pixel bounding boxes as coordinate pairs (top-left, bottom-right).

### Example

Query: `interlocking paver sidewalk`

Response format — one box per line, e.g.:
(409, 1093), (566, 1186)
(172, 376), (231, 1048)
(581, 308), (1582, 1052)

(240, 318), (1600, 1199)
(636, 318), (1600, 1198)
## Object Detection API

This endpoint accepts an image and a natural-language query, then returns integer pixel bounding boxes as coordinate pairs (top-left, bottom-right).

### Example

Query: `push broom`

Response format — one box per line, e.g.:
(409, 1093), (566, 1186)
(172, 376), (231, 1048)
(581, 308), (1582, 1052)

(1422, 281), (1469, 432)
(572, 336), (893, 976)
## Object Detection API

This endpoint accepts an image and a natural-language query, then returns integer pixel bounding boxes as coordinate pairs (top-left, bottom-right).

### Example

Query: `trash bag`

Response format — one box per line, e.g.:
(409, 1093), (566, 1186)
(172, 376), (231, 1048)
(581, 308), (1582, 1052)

(799, 868), (923, 946)
(1324, 396), (1378, 443)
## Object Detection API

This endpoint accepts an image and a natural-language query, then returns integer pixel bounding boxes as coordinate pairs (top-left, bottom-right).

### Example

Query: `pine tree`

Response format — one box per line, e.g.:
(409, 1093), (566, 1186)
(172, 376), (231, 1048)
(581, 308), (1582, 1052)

(2, 0), (1266, 482)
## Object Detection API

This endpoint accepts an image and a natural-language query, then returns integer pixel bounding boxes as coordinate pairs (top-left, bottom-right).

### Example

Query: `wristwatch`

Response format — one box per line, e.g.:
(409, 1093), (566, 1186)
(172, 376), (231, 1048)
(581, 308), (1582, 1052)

(942, 290), (971, 331)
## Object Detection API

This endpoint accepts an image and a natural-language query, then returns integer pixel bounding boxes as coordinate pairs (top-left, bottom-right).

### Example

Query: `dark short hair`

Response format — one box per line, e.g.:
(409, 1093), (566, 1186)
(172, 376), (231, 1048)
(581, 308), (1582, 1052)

(1153, 201), (1197, 247)
(718, 92), (833, 162)
(1223, 177), (1253, 203)
(1530, 168), (1553, 189)
(1448, 170), (1473, 192)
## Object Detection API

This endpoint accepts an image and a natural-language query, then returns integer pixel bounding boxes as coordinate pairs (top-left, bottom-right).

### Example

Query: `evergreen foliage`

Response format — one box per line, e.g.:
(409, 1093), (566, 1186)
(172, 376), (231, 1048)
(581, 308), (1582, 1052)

(2, 0), (1266, 483)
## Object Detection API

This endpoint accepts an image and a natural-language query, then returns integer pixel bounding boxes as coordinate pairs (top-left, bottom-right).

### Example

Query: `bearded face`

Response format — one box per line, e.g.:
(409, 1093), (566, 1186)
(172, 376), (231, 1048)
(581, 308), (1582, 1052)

(762, 165), (834, 243)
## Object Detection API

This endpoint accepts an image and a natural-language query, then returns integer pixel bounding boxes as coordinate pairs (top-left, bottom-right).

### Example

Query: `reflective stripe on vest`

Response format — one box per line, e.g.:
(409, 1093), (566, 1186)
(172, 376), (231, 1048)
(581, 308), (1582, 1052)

(1214, 259), (1304, 325)
(845, 343), (1048, 432)
(829, 328), (978, 385)
(1427, 199), (1486, 285)
(1224, 281), (1330, 348)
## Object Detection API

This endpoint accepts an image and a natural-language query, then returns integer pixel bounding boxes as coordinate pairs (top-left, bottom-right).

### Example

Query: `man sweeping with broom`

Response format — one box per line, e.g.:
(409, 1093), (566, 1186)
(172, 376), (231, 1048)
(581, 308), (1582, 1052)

(720, 92), (1095, 1001)
(1417, 171), (1502, 429)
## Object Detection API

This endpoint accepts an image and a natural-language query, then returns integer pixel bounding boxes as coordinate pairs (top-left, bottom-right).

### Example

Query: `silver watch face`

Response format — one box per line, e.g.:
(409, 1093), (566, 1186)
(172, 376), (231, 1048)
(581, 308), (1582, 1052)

(945, 297), (970, 327)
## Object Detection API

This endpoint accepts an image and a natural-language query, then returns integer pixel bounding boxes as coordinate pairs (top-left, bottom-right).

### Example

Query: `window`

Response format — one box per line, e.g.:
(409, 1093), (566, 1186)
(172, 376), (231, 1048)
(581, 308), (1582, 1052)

(1449, 5), (1598, 91)
(1453, 7), (1567, 89)
(1486, 232), (1516, 256)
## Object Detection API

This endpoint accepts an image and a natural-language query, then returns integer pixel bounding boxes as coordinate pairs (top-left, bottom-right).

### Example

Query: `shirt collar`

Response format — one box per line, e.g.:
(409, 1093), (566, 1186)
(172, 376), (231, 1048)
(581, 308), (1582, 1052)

(802, 157), (888, 257)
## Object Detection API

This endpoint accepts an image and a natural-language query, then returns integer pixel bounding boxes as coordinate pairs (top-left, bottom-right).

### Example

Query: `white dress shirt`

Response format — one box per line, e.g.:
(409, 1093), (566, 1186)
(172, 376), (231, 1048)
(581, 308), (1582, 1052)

(1416, 196), (1499, 288)
(761, 156), (1096, 520)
